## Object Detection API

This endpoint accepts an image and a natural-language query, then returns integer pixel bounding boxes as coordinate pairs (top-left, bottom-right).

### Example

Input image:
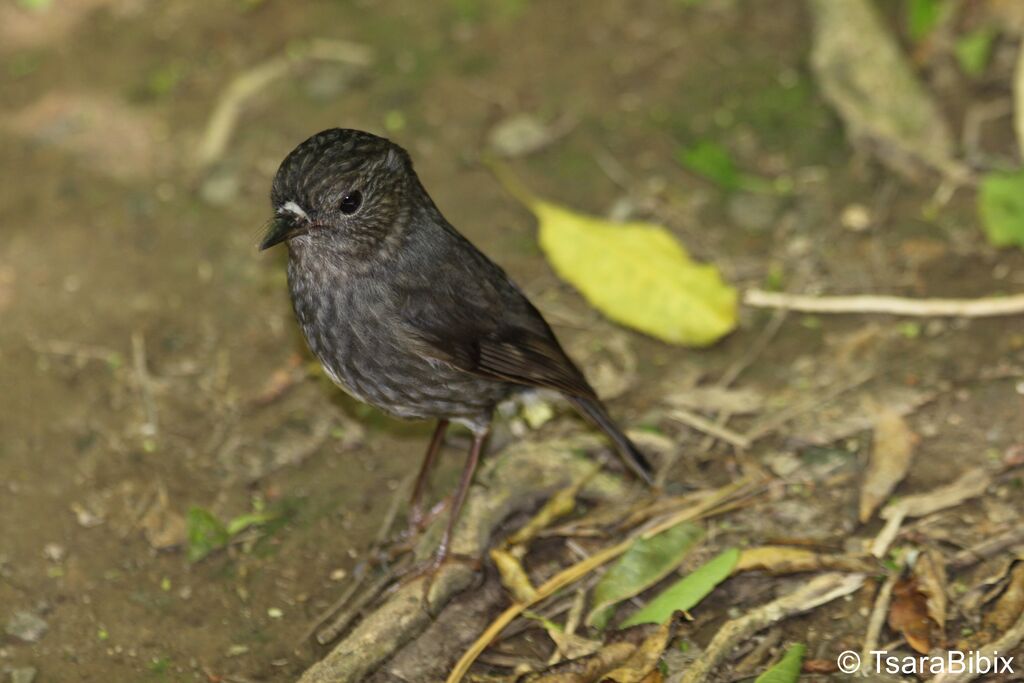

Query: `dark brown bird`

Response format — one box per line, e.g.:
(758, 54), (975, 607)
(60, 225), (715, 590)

(260, 128), (653, 567)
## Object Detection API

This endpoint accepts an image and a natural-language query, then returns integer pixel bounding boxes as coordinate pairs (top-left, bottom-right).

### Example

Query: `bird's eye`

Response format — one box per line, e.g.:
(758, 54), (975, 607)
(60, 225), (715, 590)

(339, 190), (362, 215)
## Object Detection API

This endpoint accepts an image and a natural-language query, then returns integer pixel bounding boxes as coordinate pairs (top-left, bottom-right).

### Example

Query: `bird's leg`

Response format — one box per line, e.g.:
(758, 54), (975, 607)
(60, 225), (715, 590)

(386, 427), (488, 608)
(430, 426), (488, 570)
(407, 419), (449, 531)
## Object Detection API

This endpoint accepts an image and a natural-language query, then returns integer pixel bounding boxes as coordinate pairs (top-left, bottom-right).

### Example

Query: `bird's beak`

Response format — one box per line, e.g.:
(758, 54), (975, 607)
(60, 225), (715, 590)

(259, 216), (301, 251)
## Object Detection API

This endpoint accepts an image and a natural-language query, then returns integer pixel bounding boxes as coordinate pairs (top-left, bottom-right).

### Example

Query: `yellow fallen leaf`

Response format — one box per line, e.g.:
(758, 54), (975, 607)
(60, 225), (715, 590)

(489, 162), (737, 346)
(533, 200), (737, 346)
(490, 548), (536, 603)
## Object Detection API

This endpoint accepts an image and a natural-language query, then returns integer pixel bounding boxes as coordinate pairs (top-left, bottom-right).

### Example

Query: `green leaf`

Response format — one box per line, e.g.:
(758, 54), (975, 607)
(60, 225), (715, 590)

(954, 28), (995, 78)
(678, 141), (740, 190)
(906, 0), (943, 42)
(677, 141), (781, 194)
(755, 643), (807, 683)
(225, 511), (277, 536)
(621, 548), (739, 627)
(186, 507), (229, 562)
(979, 170), (1024, 248)
(586, 521), (705, 629)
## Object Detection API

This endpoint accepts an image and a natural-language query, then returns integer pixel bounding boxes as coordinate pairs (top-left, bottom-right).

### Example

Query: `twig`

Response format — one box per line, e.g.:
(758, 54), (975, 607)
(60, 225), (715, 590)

(744, 289), (1024, 317)
(677, 573), (866, 683)
(667, 408), (751, 450)
(870, 504), (906, 559)
(195, 39), (373, 169)
(131, 331), (159, 440)
(861, 572), (899, 671)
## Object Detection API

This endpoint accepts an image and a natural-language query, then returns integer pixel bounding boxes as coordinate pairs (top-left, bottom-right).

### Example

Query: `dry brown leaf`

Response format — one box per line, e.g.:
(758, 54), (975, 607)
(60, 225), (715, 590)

(888, 576), (937, 654)
(859, 410), (918, 522)
(491, 548), (536, 604)
(914, 549), (948, 639)
(984, 561), (1024, 635)
(803, 658), (839, 673)
(601, 621), (671, 683)
(733, 546), (872, 575)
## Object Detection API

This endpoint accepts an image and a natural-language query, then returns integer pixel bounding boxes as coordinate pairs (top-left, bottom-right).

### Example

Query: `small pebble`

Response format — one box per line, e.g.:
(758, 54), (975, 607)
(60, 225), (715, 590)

(840, 203), (871, 231)
(267, 607), (283, 619)
(226, 644), (249, 658)
(42, 544), (65, 562)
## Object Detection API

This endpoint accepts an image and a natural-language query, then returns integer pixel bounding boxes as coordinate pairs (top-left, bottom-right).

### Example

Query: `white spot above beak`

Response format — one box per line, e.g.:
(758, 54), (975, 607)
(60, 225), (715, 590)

(279, 201), (309, 220)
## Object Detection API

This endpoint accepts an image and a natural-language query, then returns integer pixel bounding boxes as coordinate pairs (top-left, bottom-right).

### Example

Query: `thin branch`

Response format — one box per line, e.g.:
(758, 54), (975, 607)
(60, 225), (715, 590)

(744, 289), (1024, 317)
(667, 408), (751, 450)
(861, 572), (899, 670)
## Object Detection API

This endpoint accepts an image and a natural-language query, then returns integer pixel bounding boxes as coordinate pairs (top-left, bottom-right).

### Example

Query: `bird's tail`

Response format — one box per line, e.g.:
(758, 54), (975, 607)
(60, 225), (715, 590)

(567, 395), (655, 486)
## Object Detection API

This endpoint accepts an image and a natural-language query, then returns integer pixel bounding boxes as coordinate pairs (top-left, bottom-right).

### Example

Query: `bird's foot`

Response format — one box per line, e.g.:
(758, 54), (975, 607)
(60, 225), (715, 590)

(376, 498), (452, 565)
(387, 547), (481, 612)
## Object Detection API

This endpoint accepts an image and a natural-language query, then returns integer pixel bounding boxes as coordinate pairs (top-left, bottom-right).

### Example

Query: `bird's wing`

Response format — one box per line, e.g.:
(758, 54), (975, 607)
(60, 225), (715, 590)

(397, 277), (598, 400)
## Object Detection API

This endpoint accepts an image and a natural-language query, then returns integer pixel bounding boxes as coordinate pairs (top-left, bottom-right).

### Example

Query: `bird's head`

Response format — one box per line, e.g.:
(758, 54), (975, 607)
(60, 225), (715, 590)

(261, 128), (416, 256)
